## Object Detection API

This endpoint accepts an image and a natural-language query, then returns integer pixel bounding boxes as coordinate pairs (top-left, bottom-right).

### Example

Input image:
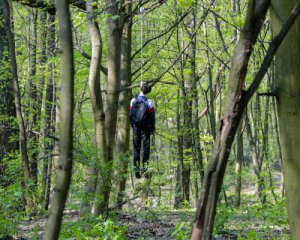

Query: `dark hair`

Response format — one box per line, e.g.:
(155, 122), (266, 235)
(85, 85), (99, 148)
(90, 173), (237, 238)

(141, 84), (152, 94)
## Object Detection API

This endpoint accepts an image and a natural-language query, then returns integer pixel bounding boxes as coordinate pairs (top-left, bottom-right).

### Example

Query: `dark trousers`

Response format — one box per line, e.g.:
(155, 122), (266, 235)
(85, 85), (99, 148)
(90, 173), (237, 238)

(133, 127), (150, 170)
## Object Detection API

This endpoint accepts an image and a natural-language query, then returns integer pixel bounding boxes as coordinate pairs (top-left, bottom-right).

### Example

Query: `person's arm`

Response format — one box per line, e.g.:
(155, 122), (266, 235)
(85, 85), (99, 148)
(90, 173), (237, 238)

(147, 99), (155, 133)
(129, 98), (135, 127)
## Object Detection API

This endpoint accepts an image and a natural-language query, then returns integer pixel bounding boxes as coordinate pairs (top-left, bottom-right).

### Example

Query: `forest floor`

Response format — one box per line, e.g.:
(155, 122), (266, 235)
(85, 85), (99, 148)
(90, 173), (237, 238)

(14, 203), (290, 240)
(10, 172), (290, 239)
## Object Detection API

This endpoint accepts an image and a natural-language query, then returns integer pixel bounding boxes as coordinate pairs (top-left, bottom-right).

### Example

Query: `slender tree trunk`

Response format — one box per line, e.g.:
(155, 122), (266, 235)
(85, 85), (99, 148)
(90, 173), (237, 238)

(191, 0), (204, 189)
(271, 0), (300, 237)
(204, 22), (216, 140)
(180, 6), (200, 204)
(174, 90), (184, 208)
(27, 8), (39, 184)
(79, 0), (107, 215)
(245, 113), (266, 204)
(234, 119), (243, 207)
(271, 96), (284, 196)
(43, 0), (74, 238)
(42, 13), (55, 210)
(3, 0), (33, 209)
(92, 0), (122, 215)
(116, 2), (132, 209)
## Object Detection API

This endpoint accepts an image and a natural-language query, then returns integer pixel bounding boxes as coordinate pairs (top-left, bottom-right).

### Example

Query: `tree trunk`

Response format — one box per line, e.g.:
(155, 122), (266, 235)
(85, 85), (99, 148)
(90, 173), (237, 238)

(116, 2), (132, 209)
(271, 96), (284, 196)
(191, 1), (270, 239)
(204, 22), (216, 140)
(0, 2), (16, 184)
(2, 0), (34, 209)
(174, 89), (183, 208)
(79, 0), (107, 215)
(43, 0), (74, 238)
(234, 119), (243, 207)
(42, 13), (55, 210)
(27, 8), (39, 184)
(271, 0), (300, 237)
(245, 113), (266, 204)
(92, 0), (122, 215)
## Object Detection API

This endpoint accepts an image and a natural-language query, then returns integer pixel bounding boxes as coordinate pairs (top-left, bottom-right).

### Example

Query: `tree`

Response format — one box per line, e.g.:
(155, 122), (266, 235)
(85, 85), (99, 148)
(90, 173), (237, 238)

(2, 0), (34, 210)
(115, 0), (133, 209)
(43, 0), (74, 238)
(0, 0), (16, 184)
(41, 11), (56, 210)
(271, 0), (300, 237)
(191, 0), (300, 238)
(191, 0), (271, 238)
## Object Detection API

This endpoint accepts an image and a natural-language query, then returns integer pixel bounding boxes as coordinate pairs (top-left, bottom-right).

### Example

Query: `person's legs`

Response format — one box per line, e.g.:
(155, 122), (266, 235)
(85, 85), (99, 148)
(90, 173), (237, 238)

(141, 129), (151, 172)
(133, 127), (142, 178)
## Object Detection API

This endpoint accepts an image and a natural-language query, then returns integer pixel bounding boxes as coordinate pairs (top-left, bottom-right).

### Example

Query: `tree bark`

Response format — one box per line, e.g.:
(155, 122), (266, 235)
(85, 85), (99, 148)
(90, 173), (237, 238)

(116, 1), (132, 209)
(43, 0), (74, 238)
(204, 22), (216, 140)
(174, 89), (184, 208)
(2, 0), (33, 209)
(191, 1), (271, 239)
(271, 0), (300, 237)
(80, 0), (107, 215)
(0, 2), (16, 183)
(42, 13), (55, 210)
(92, 0), (122, 215)
(27, 7), (39, 185)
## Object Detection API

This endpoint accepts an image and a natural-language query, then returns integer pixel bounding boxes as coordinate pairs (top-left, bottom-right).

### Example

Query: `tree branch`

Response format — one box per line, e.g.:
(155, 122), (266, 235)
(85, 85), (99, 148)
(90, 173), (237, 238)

(245, 0), (300, 102)
(131, 9), (192, 60)
(13, 0), (86, 14)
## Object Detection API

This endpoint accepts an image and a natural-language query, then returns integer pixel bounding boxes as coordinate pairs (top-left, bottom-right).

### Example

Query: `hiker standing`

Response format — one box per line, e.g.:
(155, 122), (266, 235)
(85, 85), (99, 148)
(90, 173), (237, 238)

(129, 84), (155, 178)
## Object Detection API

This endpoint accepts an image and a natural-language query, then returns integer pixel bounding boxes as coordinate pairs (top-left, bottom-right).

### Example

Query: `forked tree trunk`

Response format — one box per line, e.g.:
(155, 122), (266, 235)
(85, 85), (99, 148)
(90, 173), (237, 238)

(271, 0), (300, 237)
(191, 0), (300, 238)
(43, 0), (74, 238)
(190, 1), (271, 239)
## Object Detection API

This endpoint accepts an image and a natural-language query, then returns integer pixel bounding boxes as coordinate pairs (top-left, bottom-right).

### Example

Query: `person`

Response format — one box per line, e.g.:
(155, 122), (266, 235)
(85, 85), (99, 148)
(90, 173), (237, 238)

(129, 84), (155, 178)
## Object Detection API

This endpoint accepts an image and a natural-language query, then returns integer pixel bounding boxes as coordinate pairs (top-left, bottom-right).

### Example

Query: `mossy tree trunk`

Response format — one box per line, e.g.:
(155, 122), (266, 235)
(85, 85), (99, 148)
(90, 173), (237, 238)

(271, 0), (300, 237)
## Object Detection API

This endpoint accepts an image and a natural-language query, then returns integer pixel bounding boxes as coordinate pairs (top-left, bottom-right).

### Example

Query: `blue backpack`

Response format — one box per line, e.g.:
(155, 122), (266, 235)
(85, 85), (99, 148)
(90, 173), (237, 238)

(130, 97), (148, 128)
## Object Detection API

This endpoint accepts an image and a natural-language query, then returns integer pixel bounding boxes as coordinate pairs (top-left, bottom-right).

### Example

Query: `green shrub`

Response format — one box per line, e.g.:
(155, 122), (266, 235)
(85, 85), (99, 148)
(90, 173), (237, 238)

(172, 221), (192, 240)
(61, 215), (127, 239)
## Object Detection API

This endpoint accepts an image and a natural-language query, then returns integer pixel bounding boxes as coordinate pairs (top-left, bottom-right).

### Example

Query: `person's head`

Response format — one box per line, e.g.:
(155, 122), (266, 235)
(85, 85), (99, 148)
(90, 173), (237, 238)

(141, 84), (152, 95)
